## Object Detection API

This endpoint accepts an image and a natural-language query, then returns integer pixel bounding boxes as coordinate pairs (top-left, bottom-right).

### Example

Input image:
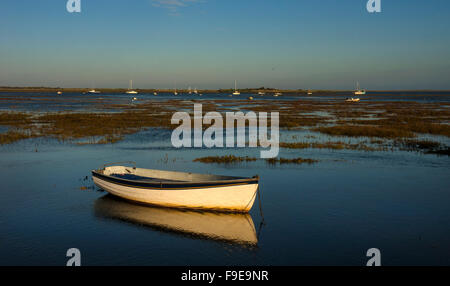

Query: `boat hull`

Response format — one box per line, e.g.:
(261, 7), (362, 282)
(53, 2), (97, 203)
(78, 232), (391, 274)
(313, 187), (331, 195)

(92, 174), (258, 213)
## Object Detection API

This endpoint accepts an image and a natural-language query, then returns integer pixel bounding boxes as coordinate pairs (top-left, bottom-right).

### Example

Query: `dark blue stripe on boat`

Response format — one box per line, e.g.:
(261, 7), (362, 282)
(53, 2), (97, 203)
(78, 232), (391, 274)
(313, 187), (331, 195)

(92, 171), (258, 190)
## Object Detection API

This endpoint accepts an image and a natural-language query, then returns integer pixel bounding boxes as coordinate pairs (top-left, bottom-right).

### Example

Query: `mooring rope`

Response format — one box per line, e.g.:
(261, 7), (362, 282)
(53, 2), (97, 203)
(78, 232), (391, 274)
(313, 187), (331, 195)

(256, 185), (266, 240)
(257, 186), (265, 224)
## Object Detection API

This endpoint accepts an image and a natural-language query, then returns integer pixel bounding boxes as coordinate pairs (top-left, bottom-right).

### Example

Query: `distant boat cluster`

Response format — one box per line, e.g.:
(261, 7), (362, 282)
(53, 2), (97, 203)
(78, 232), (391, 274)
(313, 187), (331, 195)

(55, 80), (367, 102)
(346, 81), (366, 102)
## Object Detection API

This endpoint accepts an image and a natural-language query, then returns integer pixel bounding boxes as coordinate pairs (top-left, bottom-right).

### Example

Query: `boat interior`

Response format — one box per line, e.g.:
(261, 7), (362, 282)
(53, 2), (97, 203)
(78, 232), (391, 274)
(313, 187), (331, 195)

(97, 165), (253, 183)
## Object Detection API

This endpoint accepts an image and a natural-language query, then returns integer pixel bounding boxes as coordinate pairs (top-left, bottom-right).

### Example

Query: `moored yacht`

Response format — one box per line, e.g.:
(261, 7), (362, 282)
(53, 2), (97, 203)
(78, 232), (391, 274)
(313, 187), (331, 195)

(126, 80), (138, 94)
(354, 82), (366, 95)
(232, 80), (240, 95)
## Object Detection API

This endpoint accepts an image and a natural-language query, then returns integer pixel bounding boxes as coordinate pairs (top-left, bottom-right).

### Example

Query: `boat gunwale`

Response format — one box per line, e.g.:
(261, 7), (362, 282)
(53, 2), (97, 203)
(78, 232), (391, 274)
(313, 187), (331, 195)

(92, 167), (259, 189)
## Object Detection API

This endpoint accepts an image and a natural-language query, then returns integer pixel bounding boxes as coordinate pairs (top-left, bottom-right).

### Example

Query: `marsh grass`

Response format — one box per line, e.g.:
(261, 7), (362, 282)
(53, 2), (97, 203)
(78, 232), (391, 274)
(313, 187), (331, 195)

(0, 129), (36, 145)
(280, 141), (379, 151)
(395, 139), (441, 150)
(193, 155), (257, 164)
(393, 139), (449, 155)
(0, 97), (449, 150)
(266, 157), (319, 165)
(194, 155), (319, 165)
(0, 112), (33, 127)
(313, 125), (416, 139)
(426, 148), (450, 156)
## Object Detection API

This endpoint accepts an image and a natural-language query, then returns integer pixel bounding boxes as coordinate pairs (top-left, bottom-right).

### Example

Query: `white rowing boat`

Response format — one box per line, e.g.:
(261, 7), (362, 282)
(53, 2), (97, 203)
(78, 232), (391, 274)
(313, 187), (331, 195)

(92, 163), (259, 213)
(94, 195), (258, 245)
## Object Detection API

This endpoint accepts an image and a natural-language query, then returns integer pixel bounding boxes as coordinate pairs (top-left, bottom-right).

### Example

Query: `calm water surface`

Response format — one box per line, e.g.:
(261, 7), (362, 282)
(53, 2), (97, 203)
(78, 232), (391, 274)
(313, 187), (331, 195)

(0, 93), (449, 265)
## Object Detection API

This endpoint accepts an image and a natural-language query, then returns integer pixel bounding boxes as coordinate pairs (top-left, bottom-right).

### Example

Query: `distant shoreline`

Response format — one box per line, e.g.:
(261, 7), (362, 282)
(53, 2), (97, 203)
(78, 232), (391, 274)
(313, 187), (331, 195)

(0, 86), (449, 95)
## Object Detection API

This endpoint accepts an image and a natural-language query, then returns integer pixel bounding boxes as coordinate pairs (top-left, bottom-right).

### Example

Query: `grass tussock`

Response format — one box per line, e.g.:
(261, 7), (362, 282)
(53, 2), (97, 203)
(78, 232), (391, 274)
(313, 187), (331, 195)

(396, 139), (441, 150)
(394, 139), (448, 155)
(426, 148), (450, 156)
(193, 155), (257, 164)
(0, 112), (33, 127)
(76, 134), (125, 145)
(313, 125), (416, 139)
(0, 130), (35, 145)
(280, 141), (378, 151)
(266, 157), (319, 165)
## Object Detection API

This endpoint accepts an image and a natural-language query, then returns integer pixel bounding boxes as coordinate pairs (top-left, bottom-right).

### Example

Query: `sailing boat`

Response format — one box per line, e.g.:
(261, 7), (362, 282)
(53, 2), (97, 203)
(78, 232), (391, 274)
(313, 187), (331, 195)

(88, 82), (101, 94)
(354, 82), (366, 95)
(232, 80), (240, 95)
(126, 80), (138, 94)
(173, 81), (178, 96)
(188, 86), (192, 95)
(88, 89), (100, 94)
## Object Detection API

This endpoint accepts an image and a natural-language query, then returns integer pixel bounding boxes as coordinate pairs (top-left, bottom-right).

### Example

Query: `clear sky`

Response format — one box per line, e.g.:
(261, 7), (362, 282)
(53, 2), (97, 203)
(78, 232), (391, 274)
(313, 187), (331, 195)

(1, 0), (449, 90)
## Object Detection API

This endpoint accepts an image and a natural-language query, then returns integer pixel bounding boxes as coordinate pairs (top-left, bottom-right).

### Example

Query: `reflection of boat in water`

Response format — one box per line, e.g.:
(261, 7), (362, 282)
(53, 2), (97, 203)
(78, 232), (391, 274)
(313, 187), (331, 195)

(94, 195), (258, 246)
(345, 97), (360, 102)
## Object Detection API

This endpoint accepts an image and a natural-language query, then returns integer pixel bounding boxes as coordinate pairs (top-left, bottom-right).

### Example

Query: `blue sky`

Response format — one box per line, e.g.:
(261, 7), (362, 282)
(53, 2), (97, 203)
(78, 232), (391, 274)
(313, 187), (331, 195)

(1, 0), (449, 90)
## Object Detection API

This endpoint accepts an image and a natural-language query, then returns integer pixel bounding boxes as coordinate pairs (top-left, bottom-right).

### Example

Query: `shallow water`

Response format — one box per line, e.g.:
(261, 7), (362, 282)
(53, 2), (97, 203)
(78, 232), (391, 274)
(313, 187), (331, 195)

(1, 91), (450, 113)
(0, 93), (449, 266)
(0, 127), (449, 266)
